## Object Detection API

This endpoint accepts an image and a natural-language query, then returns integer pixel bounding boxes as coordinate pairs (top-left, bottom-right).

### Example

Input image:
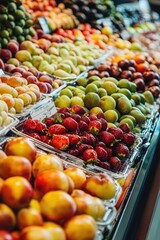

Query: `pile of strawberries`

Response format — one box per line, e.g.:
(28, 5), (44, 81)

(22, 105), (136, 172)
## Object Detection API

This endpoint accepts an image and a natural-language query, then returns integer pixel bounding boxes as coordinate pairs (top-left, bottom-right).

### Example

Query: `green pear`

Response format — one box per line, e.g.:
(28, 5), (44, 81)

(68, 56), (77, 66)
(57, 63), (71, 74)
(55, 95), (71, 108)
(41, 53), (51, 63)
(23, 61), (34, 68)
(47, 47), (59, 56)
(32, 56), (43, 69)
(54, 69), (72, 79)
(16, 50), (32, 62)
(59, 48), (70, 58)
(38, 61), (49, 72)
(7, 58), (20, 67)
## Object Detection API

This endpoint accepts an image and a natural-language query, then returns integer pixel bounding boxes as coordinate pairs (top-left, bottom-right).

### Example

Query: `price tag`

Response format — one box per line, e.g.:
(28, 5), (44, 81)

(0, 69), (5, 76)
(38, 17), (51, 34)
(30, 98), (57, 121)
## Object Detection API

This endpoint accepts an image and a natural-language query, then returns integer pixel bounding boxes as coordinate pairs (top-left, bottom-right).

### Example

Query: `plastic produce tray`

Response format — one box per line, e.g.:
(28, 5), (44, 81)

(0, 114), (19, 137)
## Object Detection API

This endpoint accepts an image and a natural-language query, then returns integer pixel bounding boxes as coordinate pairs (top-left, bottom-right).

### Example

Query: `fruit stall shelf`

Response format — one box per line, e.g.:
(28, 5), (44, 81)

(0, 136), (119, 240)
(0, 114), (19, 137)
(107, 113), (160, 240)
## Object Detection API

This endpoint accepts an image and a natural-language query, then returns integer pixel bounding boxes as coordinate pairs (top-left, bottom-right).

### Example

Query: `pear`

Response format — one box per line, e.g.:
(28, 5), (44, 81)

(38, 61), (49, 72)
(32, 56), (43, 69)
(57, 63), (71, 74)
(54, 69), (72, 79)
(41, 53), (51, 63)
(23, 61), (34, 69)
(68, 56), (77, 66)
(55, 95), (71, 108)
(59, 48), (70, 58)
(47, 47), (59, 56)
(16, 50), (32, 62)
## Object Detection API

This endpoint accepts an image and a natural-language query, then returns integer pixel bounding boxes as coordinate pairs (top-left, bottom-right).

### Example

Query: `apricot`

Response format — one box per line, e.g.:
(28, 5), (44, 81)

(1, 95), (15, 109)
(14, 98), (24, 113)
(18, 93), (32, 106)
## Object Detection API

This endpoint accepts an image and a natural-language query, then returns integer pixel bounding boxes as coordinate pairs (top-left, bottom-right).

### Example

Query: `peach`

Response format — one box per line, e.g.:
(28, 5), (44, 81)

(8, 42), (19, 55)
(0, 156), (32, 180)
(18, 93), (32, 106)
(5, 64), (16, 73)
(35, 170), (69, 195)
(1, 176), (33, 209)
(4, 137), (37, 162)
(1, 95), (15, 109)
(32, 154), (63, 177)
(0, 49), (12, 62)
(17, 208), (43, 230)
(0, 230), (13, 240)
(64, 168), (86, 189)
(27, 76), (38, 84)
(43, 222), (66, 240)
(38, 75), (53, 85)
(83, 173), (117, 200)
(15, 86), (27, 95)
(14, 98), (24, 113)
(27, 91), (37, 104)
(0, 149), (7, 159)
(0, 203), (16, 231)
(67, 175), (75, 194)
(0, 177), (4, 194)
(38, 39), (51, 52)
(40, 191), (76, 223)
(37, 82), (48, 93)
(0, 59), (5, 70)
(20, 226), (52, 240)
(72, 192), (99, 220)
(92, 197), (105, 220)
(64, 215), (97, 240)
(29, 199), (41, 213)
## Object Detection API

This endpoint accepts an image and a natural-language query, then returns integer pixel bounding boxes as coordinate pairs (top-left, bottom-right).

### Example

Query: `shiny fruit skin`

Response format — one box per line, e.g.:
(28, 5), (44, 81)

(4, 137), (37, 162)
(64, 214), (97, 240)
(0, 203), (16, 231)
(40, 191), (76, 223)
(43, 222), (66, 240)
(20, 226), (53, 240)
(1, 176), (33, 209)
(64, 168), (86, 189)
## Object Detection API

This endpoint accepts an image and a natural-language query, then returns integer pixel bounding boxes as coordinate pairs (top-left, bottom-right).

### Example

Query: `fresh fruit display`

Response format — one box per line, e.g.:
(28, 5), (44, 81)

(0, 136), (120, 239)
(21, 106), (137, 172)
(89, 52), (160, 99)
(56, 0), (115, 23)
(23, 0), (79, 31)
(1, 37), (105, 78)
(0, 74), (42, 114)
(1, 59), (64, 95)
(0, 0), (35, 48)
(55, 74), (153, 131)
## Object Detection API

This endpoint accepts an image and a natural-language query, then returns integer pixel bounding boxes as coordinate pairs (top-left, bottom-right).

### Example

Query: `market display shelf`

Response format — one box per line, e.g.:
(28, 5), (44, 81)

(0, 114), (19, 137)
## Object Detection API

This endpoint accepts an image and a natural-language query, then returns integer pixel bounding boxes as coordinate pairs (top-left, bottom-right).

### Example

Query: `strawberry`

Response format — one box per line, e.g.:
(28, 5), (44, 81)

(63, 117), (78, 131)
(105, 148), (113, 159)
(82, 132), (96, 146)
(98, 161), (111, 170)
(83, 149), (98, 164)
(119, 123), (130, 133)
(114, 143), (129, 160)
(95, 146), (108, 161)
(96, 141), (106, 148)
(100, 131), (115, 147)
(48, 124), (66, 136)
(28, 132), (41, 140)
(43, 117), (54, 126)
(65, 134), (81, 147)
(40, 135), (51, 145)
(109, 157), (122, 171)
(71, 105), (86, 115)
(79, 121), (88, 132)
(51, 135), (69, 150)
(71, 114), (81, 122)
(88, 120), (102, 135)
(77, 144), (93, 155)
(23, 119), (37, 131)
(57, 107), (70, 113)
(123, 132), (136, 146)
(81, 116), (90, 124)
(35, 121), (46, 134)
(89, 114), (98, 121)
(67, 149), (79, 157)
(53, 113), (63, 124)
(99, 118), (108, 131)
(108, 127), (123, 141)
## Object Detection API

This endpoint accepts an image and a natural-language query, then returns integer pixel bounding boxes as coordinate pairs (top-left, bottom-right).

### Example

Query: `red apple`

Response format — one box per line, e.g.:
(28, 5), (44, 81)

(4, 137), (37, 163)
(1, 176), (33, 209)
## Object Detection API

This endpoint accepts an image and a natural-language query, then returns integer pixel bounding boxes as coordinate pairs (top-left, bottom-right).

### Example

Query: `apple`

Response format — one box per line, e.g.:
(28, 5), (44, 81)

(4, 137), (37, 163)
(0, 230), (13, 240)
(1, 176), (33, 209)
(64, 167), (86, 189)
(35, 170), (70, 195)
(40, 190), (76, 223)
(0, 156), (32, 180)
(64, 215), (97, 240)
(43, 222), (66, 240)
(17, 208), (43, 230)
(82, 173), (117, 200)
(32, 154), (64, 177)
(20, 226), (53, 240)
(0, 203), (16, 231)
